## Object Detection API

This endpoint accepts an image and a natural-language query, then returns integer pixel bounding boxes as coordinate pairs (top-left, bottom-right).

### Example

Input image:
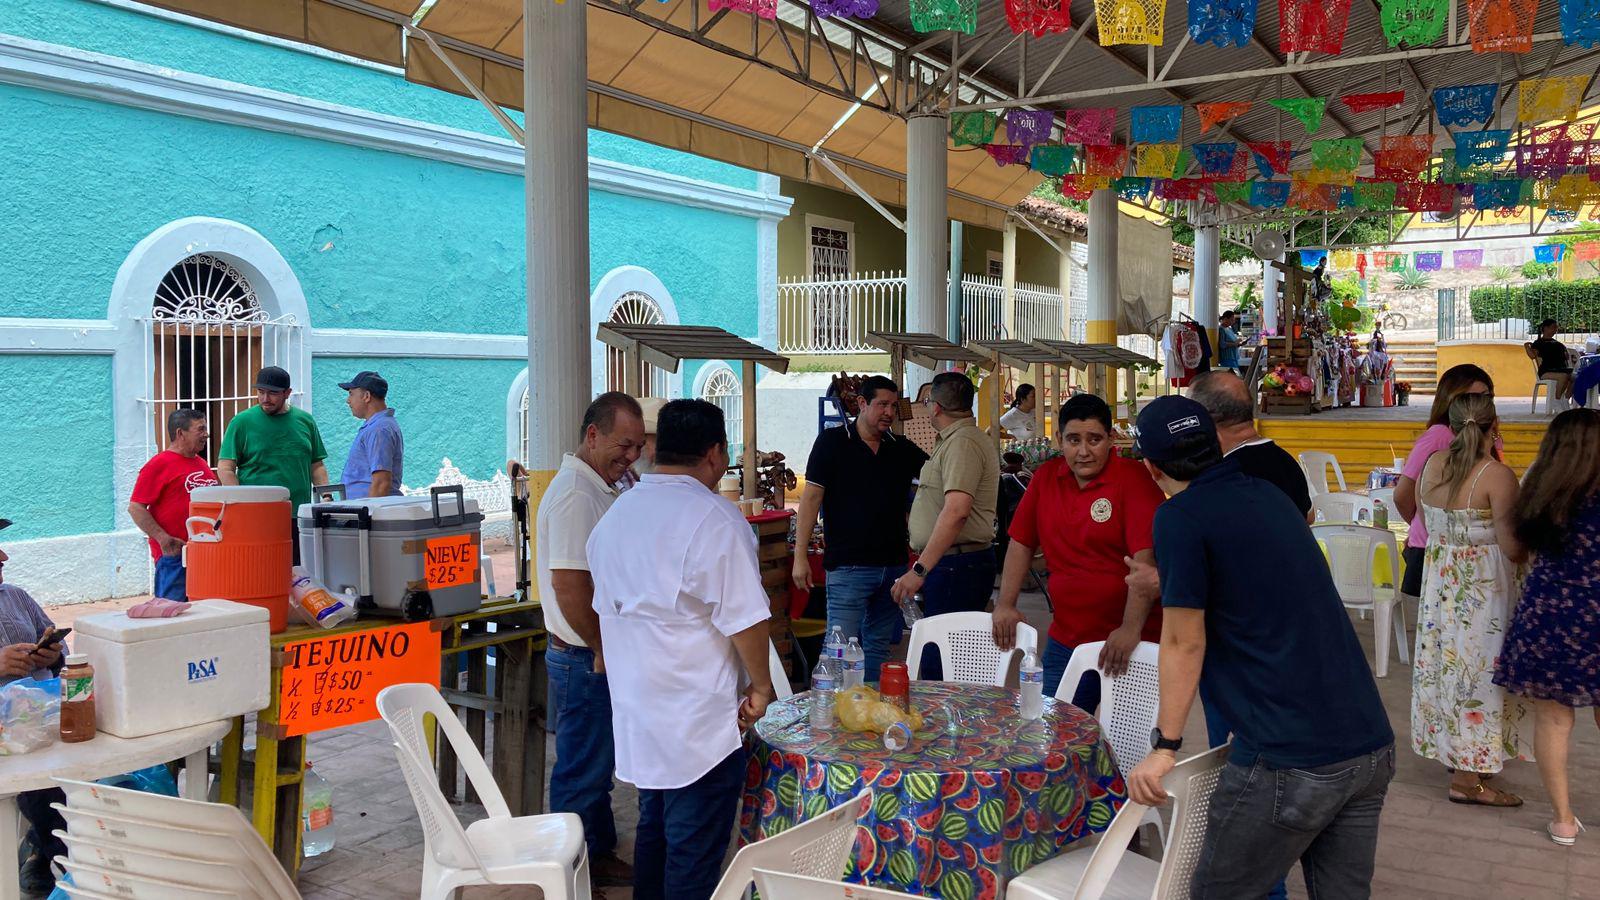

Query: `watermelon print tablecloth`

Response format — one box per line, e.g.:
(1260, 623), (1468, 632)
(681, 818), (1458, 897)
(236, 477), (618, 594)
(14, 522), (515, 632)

(739, 683), (1126, 900)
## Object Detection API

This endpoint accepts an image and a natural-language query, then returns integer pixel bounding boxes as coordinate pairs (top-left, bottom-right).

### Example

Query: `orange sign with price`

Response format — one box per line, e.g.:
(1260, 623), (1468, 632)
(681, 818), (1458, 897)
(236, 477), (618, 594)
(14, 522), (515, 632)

(424, 533), (478, 589)
(276, 621), (441, 737)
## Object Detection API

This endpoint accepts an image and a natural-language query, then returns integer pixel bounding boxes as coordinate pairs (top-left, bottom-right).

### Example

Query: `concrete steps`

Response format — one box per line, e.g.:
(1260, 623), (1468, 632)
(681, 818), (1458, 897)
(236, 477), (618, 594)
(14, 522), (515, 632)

(1385, 339), (1438, 395)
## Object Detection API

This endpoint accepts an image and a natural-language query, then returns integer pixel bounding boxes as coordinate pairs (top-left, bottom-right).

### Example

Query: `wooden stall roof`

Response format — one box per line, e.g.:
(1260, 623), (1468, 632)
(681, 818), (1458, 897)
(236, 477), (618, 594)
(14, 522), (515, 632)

(595, 323), (790, 374)
(864, 332), (990, 372)
(1031, 339), (1128, 369)
(1088, 344), (1161, 368)
(965, 339), (1073, 370)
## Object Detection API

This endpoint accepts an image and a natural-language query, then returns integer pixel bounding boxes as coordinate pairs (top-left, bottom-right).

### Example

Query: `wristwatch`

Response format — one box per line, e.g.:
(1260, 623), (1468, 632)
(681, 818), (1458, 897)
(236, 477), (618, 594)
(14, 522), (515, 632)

(911, 561), (929, 578)
(1150, 728), (1183, 753)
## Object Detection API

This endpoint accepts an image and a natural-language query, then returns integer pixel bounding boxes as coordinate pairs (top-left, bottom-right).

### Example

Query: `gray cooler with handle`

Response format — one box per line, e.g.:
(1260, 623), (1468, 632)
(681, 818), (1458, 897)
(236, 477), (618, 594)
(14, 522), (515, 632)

(297, 485), (485, 621)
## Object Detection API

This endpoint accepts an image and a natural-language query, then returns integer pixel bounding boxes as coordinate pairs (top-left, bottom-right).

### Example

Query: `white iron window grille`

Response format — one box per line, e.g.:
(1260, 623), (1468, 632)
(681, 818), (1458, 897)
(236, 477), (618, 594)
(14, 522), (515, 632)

(606, 291), (670, 397)
(808, 226), (853, 350)
(139, 254), (304, 465)
(519, 386), (531, 466)
(699, 366), (744, 458)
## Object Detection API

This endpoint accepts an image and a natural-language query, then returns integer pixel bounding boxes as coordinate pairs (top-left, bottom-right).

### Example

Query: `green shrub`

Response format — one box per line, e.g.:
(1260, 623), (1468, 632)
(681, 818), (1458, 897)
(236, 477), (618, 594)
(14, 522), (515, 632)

(1490, 265), (1515, 281)
(1522, 260), (1557, 280)
(1395, 267), (1432, 290)
(1468, 280), (1600, 330)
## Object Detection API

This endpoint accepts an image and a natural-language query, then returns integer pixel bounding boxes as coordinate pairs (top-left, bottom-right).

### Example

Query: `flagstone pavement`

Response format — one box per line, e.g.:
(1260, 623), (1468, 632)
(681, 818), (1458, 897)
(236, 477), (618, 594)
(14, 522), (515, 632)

(37, 547), (1600, 899)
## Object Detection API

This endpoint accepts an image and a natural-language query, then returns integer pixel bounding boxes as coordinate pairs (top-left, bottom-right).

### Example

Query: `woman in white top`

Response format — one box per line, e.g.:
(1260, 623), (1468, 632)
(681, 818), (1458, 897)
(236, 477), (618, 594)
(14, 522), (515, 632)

(1411, 393), (1532, 807)
(999, 383), (1039, 441)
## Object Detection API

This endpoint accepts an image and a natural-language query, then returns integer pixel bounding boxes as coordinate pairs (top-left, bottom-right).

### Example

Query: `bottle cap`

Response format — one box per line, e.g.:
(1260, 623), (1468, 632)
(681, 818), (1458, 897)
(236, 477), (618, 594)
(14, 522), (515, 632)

(66, 654), (88, 665)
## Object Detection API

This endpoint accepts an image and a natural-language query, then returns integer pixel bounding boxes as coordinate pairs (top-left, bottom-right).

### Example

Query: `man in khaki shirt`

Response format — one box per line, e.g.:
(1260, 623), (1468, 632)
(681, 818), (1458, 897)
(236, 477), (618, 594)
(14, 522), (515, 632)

(892, 372), (999, 678)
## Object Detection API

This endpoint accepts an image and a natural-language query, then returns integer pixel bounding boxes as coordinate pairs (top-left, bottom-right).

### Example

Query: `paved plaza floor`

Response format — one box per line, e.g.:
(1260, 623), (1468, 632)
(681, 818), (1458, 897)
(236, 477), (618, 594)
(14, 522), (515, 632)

(35, 546), (1600, 899)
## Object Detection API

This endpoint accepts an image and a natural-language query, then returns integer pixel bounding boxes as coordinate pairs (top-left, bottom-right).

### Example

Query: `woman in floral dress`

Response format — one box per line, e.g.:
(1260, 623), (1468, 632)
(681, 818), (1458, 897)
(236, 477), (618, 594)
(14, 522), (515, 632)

(1412, 393), (1532, 806)
(1496, 408), (1600, 844)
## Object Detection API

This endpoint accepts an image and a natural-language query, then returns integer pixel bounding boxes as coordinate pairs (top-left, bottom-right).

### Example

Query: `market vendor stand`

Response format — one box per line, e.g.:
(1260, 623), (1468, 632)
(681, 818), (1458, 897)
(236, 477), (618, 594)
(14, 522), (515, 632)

(966, 339), (1074, 439)
(1259, 260), (1318, 415)
(862, 331), (991, 434)
(217, 596), (546, 875)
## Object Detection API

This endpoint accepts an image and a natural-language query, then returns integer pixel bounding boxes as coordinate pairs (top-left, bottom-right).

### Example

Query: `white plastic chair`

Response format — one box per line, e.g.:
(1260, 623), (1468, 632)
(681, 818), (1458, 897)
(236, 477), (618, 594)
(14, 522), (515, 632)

(1298, 451), (1347, 496)
(1312, 525), (1409, 678)
(1056, 641), (1166, 842)
(770, 640), (794, 700)
(1367, 487), (1396, 513)
(1530, 350), (1565, 415)
(1311, 491), (1377, 524)
(906, 612), (1037, 685)
(1007, 745), (1231, 900)
(708, 790), (870, 900)
(754, 869), (930, 900)
(375, 683), (590, 900)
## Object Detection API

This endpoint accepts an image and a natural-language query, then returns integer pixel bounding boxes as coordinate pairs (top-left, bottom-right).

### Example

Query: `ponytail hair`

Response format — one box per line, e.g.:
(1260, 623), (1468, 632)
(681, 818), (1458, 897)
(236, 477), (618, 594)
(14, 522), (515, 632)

(1010, 383), (1035, 409)
(1437, 394), (1498, 501)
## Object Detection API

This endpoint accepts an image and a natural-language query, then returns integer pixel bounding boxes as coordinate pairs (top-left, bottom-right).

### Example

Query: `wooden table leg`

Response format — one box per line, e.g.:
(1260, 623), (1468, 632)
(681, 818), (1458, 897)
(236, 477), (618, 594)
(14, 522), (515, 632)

(493, 636), (531, 815)
(525, 641), (548, 816)
(219, 715), (244, 806)
(251, 726), (279, 850)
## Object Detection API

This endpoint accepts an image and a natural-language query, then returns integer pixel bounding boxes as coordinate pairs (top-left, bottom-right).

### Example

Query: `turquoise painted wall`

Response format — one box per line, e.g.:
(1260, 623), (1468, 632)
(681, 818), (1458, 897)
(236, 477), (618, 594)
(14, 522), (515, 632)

(0, 0), (757, 189)
(0, 356), (114, 542)
(312, 357), (527, 487)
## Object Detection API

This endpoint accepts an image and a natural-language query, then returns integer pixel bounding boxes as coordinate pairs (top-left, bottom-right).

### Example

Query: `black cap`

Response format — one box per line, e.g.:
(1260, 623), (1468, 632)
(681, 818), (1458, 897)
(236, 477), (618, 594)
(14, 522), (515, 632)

(255, 366), (292, 392)
(1133, 396), (1217, 463)
(338, 370), (388, 399)
(0, 519), (10, 532)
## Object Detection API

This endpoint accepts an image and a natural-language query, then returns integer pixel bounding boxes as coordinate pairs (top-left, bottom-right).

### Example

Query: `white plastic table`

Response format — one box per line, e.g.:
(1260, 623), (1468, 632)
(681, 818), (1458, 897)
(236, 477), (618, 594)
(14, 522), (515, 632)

(0, 719), (230, 900)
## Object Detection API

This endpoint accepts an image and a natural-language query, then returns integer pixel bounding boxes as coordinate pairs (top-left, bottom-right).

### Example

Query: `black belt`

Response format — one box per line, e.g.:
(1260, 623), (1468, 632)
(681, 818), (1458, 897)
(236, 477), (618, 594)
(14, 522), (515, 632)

(549, 635), (587, 652)
(944, 541), (993, 556)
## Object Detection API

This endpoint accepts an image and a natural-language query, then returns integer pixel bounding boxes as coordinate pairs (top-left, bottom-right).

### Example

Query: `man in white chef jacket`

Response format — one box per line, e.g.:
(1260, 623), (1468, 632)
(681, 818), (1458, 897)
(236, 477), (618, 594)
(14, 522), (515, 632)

(588, 398), (775, 900)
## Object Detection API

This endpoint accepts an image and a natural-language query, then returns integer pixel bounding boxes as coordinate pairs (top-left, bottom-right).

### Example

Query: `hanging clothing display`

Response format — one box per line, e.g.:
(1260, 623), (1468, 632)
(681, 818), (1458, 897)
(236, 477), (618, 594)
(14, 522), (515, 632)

(1165, 320), (1213, 387)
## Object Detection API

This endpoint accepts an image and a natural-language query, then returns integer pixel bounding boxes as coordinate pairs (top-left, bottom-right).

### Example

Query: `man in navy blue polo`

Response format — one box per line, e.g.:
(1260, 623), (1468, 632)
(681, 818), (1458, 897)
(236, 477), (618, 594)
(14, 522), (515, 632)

(340, 371), (404, 498)
(1124, 396), (1393, 900)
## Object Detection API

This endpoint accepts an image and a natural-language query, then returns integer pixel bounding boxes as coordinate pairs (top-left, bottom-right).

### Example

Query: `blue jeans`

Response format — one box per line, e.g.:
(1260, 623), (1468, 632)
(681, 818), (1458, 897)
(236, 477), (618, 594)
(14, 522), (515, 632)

(825, 565), (901, 683)
(545, 645), (617, 858)
(153, 555), (187, 601)
(1193, 745), (1394, 900)
(916, 548), (996, 680)
(634, 748), (747, 900)
(1041, 636), (1103, 712)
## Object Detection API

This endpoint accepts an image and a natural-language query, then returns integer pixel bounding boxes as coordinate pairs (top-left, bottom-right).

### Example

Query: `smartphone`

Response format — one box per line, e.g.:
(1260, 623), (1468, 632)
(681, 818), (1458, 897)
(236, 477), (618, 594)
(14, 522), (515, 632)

(34, 627), (70, 652)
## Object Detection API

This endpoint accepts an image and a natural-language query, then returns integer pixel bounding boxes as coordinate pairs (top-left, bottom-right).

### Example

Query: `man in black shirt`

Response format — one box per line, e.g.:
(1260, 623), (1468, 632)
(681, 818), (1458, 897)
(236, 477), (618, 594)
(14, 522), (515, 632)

(1528, 318), (1573, 403)
(1190, 371), (1312, 522)
(794, 376), (929, 679)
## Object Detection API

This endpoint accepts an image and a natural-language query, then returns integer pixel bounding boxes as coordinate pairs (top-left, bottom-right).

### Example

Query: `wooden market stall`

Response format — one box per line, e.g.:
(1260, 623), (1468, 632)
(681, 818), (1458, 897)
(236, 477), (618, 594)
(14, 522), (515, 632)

(595, 322), (789, 500)
(861, 331), (991, 442)
(965, 338), (1075, 440)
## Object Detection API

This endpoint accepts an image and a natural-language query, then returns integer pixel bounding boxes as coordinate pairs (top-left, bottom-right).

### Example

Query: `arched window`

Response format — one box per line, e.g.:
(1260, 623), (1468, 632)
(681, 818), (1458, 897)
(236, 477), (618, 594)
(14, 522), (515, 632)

(696, 362), (743, 458)
(605, 290), (673, 397)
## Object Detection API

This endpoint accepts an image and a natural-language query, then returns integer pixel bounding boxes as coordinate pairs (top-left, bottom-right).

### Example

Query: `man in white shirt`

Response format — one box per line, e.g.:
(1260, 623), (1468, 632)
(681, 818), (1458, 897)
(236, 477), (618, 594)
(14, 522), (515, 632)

(588, 399), (775, 900)
(534, 391), (645, 887)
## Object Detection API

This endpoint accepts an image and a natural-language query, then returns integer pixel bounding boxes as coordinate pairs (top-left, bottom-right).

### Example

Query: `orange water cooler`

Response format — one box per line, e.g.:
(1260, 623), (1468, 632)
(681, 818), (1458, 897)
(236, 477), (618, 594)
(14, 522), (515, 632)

(186, 485), (293, 632)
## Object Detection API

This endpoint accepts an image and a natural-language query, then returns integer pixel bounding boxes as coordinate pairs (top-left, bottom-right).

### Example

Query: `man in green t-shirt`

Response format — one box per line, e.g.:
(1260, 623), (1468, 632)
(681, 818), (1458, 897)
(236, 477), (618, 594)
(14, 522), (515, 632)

(218, 367), (328, 562)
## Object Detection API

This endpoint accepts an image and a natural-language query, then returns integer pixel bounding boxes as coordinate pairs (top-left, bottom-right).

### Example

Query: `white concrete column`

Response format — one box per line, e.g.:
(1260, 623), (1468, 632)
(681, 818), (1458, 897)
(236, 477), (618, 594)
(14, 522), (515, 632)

(1086, 189), (1118, 345)
(1059, 242), (1074, 339)
(946, 220), (964, 345)
(907, 112), (949, 388)
(1193, 224), (1221, 332)
(1001, 217), (1018, 340)
(526, 0), (590, 495)
(1262, 253), (1283, 335)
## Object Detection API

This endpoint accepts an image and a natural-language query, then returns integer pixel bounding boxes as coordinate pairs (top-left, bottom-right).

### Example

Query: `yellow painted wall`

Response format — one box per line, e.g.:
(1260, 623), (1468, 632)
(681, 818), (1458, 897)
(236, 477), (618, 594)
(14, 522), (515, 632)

(1258, 417), (1544, 480)
(1436, 341), (1536, 397)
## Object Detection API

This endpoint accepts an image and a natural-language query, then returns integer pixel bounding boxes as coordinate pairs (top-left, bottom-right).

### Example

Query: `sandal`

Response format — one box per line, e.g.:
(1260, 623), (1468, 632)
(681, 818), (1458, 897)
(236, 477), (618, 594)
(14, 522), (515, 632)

(1449, 781), (1523, 807)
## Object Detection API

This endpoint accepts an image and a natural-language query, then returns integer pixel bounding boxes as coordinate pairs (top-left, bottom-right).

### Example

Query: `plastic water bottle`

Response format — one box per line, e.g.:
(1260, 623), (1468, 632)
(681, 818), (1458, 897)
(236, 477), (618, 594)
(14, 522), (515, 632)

(1018, 650), (1044, 721)
(843, 637), (866, 688)
(824, 626), (846, 677)
(899, 593), (925, 627)
(302, 764), (335, 857)
(809, 658), (836, 732)
(1373, 499), (1389, 530)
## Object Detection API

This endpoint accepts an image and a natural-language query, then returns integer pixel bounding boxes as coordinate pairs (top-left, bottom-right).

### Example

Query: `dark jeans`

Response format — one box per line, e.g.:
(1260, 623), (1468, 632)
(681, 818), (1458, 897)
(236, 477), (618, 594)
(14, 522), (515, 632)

(1193, 745), (1395, 900)
(916, 547), (996, 680)
(824, 565), (901, 682)
(546, 645), (617, 858)
(1401, 545), (1424, 597)
(634, 748), (746, 900)
(1202, 705), (1288, 900)
(19, 787), (65, 862)
(1042, 636), (1101, 712)
(153, 555), (188, 601)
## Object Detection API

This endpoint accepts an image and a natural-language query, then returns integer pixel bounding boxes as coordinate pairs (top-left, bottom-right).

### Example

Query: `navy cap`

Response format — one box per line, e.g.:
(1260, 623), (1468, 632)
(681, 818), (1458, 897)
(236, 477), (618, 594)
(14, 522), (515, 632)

(255, 366), (292, 392)
(339, 371), (388, 399)
(0, 519), (10, 532)
(1133, 395), (1217, 462)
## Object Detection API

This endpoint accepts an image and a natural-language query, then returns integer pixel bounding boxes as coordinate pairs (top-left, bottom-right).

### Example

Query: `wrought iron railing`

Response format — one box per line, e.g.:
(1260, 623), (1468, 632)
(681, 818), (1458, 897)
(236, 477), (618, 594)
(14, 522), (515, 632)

(1438, 285), (1600, 344)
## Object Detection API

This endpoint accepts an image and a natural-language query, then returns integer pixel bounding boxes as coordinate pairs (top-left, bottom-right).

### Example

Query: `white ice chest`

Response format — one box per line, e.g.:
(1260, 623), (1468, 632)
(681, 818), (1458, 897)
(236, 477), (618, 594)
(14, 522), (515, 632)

(73, 599), (271, 738)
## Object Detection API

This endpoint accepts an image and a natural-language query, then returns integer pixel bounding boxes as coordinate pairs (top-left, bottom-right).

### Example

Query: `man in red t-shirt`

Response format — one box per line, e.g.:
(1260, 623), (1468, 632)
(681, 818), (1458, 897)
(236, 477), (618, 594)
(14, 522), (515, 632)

(993, 394), (1166, 712)
(128, 409), (218, 601)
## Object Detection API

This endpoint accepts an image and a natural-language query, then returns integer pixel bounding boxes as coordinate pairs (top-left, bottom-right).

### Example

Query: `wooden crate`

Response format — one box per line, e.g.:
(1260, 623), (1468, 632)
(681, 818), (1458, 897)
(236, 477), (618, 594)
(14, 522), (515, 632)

(1260, 393), (1316, 415)
(750, 511), (797, 684)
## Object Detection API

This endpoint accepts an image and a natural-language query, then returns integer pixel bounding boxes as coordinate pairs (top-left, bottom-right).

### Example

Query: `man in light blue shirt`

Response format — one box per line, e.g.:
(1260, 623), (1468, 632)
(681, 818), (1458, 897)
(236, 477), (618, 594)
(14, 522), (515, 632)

(339, 371), (403, 498)
(1217, 310), (1242, 373)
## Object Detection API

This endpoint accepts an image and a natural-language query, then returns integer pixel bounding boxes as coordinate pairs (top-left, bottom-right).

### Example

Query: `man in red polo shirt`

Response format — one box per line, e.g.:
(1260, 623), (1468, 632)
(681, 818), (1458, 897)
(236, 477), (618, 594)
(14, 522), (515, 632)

(993, 393), (1165, 711)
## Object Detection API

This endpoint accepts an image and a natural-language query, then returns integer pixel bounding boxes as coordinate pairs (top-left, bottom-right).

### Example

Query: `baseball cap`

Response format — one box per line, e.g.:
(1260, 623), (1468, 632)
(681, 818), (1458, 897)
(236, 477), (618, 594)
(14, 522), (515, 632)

(638, 396), (667, 434)
(255, 366), (292, 392)
(1133, 395), (1217, 463)
(0, 518), (10, 532)
(338, 370), (389, 399)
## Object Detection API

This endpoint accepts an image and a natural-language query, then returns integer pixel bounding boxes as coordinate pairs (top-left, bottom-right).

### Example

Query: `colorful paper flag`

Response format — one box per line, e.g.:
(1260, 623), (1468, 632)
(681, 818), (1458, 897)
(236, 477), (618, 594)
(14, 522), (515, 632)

(1380, 0), (1450, 46)
(812, 0), (880, 18)
(1155, 178), (1207, 201)
(1280, 0), (1354, 52)
(1456, 129), (1511, 168)
(1308, 138), (1363, 185)
(1114, 176), (1153, 199)
(1341, 92), (1406, 114)
(1251, 180), (1291, 207)
(1062, 108), (1117, 144)
(1247, 140), (1295, 176)
(1434, 84), (1500, 127)
(1561, 0), (1600, 47)
(1300, 249), (1329, 267)
(1193, 142), (1240, 175)
(986, 144), (1031, 167)
(1575, 241), (1600, 261)
(1196, 101), (1252, 133)
(1189, 0), (1257, 46)
(1213, 180), (1253, 203)
(1357, 252), (1369, 278)
(1131, 106), (1184, 143)
(1467, 0), (1538, 53)
(1396, 181), (1457, 212)
(1414, 251), (1443, 271)
(1355, 181), (1400, 210)
(1290, 177), (1341, 211)
(1373, 134), (1436, 181)
(1375, 250), (1404, 270)
(911, 0), (978, 32)
(1095, 0), (1167, 45)
(711, 0), (780, 18)
(1005, 110), (1055, 147)
(1085, 143), (1130, 176)
(1030, 145), (1077, 176)
(1004, 0), (1074, 35)
(950, 111), (1000, 147)
(1269, 97), (1328, 135)
(1332, 249), (1356, 268)
(1519, 75), (1588, 122)
(1470, 179), (1530, 211)
(1454, 249), (1485, 268)
(1518, 123), (1594, 178)
(1134, 143), (1184, 177)
(1534, 243), (1562, 263)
